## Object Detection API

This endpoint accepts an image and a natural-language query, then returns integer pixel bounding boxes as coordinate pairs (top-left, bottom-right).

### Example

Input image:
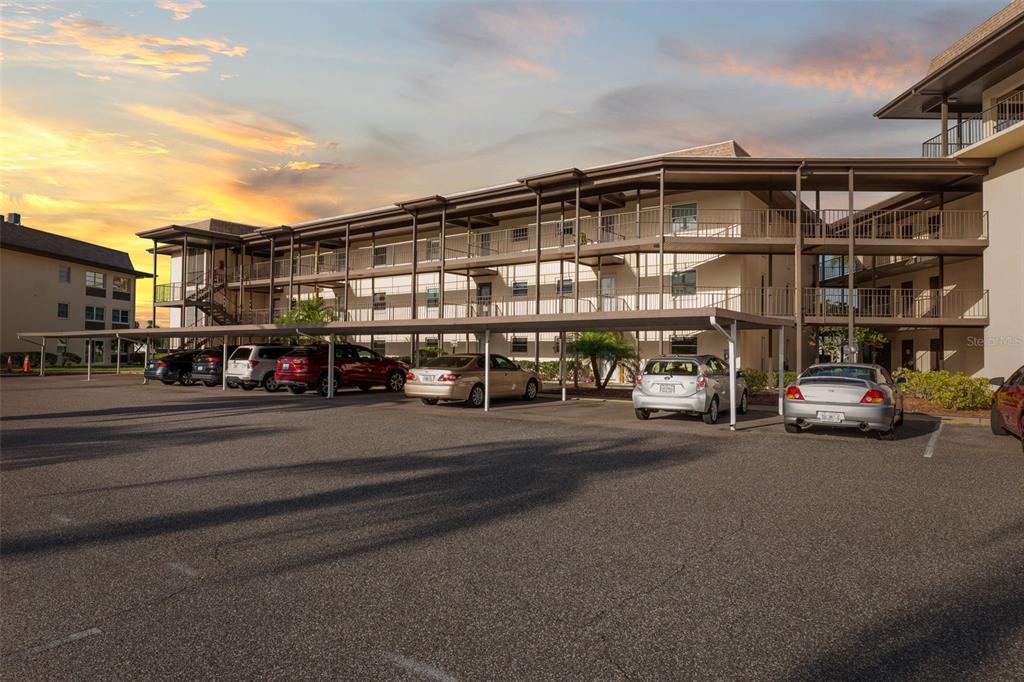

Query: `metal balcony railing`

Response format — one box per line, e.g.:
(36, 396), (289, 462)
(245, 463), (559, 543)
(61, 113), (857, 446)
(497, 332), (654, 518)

(805, 210), (987, 240)
(922, 91), (1024, 157)
(802, 287), (988, 320)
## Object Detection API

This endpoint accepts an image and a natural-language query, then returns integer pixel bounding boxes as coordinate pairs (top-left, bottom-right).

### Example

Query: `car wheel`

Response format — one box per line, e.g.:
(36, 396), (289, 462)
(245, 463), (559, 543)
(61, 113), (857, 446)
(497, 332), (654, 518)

(523, 379), (539, 401)
(288, 386), (306, 395)
(894, 408), (905, 427)
(263, 372), (279, 393)
(385, 370), (406, 392)
(421, 398), (439, 405)
(160, 380), (175, 386)
(358, 384), (372, 392)
(877, 428), (896, 441)
(203, 381), (218, 387)
(467, 384), (485, 408)
(318, 373), (338, 397)
(702, 396), (720, 424)
(635, 408), (651, 420)
(177, 370), (192, 385)
(784, 423), (802, 434)
(990, 403), (1008, 435)
(738, 390), (748, 415)
(226, 380), (239, 389)
(240, 382), (255, 391)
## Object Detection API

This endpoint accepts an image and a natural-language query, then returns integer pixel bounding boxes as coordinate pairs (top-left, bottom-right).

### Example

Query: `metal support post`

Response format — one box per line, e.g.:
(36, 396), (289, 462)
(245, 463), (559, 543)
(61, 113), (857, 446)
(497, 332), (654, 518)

(574, 183), (581, 313)
(778, 326), (785, 416)
(483, 329), (491, 412)
(794, 164), (804, 372)
(151, 238), (158, 329)
(288, 233), (295, 307)
(847, 169), (855, 361)
(559, 330), (566, 402)
(115, 337), (120, 374)
(729, 320), (737, 431)
(86, 338), (92, 381)
(222, 336), (228, 391)
(439, 205), (447, 318)
(328, 334), (336, 398)
(40, 338), (46, 377)
(143, 340), (150, 385)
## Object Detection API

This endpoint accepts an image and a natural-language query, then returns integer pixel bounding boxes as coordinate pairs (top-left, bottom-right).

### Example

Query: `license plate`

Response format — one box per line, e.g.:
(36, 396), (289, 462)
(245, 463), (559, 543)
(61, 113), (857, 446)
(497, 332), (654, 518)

(282, 363), (290, 370)
(421, 375), (435, 382)
(196, 364), (206, 371)
(659, 384), (675, 394)
(817, 411), (845, 423)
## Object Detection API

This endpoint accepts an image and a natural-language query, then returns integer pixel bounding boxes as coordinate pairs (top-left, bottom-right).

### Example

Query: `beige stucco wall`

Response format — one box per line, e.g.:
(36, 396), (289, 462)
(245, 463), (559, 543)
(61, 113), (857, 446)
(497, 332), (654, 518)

(1, 248), (139, 363)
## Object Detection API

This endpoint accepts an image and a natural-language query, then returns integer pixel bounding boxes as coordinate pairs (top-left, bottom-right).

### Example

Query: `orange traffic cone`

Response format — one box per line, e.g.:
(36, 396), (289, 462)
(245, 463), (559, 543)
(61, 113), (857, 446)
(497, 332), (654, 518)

(22, 354), (31, 373)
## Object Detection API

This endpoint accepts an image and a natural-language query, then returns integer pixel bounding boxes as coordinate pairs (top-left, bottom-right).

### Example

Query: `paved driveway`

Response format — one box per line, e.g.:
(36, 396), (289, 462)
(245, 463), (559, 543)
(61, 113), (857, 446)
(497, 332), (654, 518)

(2, 376), (1022, 680)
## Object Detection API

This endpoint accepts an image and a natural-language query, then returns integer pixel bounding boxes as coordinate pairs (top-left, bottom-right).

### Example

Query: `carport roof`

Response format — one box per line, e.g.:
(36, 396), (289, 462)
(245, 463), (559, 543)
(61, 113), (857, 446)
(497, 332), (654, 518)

(18, 308), (792, 342)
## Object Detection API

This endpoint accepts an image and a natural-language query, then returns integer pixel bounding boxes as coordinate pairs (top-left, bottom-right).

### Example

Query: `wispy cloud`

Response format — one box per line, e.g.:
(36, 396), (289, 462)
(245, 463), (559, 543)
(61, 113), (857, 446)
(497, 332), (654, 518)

(420, 4), (582, 79)
(0, 12), (245, 79)
(155, 0), (205, 21)
(122, 101), (315, 154)
(75, 71), (111, 81)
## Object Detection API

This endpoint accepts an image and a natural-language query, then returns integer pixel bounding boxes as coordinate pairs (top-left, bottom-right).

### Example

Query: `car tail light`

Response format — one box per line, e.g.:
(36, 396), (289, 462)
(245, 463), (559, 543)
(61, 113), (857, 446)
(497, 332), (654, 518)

(785, 385), (804, 400)
(635, 375), (643, 386)
(406, 372), (416, 381)
(438, 374), (460, 382)
(860, 388), (885, 404)
(249, 360), (259, 368)
(156, 360), (167, 367)
(696, 375), (706, 389)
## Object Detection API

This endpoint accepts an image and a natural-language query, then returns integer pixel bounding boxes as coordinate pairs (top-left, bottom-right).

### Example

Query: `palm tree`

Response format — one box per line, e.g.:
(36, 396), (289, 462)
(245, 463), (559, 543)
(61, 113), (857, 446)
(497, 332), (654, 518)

(567, 331), (636, 389)
(273, 297), (338, 342)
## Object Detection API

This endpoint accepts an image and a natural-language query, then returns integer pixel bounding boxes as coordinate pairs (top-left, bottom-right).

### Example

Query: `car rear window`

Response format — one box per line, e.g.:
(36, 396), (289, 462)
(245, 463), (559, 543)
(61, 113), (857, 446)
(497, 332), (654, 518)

(644, 360), (698, 376)
(802, 365), (875, 382)
(284, 347), (318, 357)
(258, 347), (292, 359)
(229, 347), (251, 360)
(424, 355), (475, 368)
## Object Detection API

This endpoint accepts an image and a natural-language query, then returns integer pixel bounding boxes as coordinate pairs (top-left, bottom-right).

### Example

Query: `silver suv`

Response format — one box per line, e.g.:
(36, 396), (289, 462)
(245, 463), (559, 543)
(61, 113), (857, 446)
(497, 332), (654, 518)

(225, 345), (294, 392)
(632, 355), (748, 424)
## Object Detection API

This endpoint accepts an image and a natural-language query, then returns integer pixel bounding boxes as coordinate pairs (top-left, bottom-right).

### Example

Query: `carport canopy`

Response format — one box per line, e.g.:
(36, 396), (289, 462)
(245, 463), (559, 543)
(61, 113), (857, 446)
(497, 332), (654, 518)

(19, 307), (793, 429)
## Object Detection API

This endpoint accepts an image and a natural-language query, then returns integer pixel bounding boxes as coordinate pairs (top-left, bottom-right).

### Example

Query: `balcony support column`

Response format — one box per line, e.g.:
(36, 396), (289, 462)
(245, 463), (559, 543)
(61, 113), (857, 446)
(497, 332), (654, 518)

(559, 200), (565, 314)
(794, 164), (804, 372)
(342, 226), (351, 320)
(240, 242), (246, 323)
(208, 239), (216, 317)
(288, 233), (295, 309)
(371, 231), (376, 322)
(151, 239), (158, 329)
(940, 97), (949, 156)
(439, 205), (447, 319)
(535, 188), (542, 316)
(574, 183), (581, 313)
(411, 211), (419, 363)
(180, 233), (189, 332)
(658, 168), (666, 355)
(847, 169), (855, 362)
(268, 236), (276, 321)
(596, 194), (603, 312)
(635, 188), (641, 311)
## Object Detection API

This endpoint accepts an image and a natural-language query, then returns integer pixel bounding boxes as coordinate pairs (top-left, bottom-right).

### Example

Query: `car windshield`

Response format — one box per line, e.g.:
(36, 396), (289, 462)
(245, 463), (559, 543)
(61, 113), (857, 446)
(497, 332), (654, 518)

(424, 355), (474, 368)
(645, 360), (699, 376)
(802, 365), (876, 382)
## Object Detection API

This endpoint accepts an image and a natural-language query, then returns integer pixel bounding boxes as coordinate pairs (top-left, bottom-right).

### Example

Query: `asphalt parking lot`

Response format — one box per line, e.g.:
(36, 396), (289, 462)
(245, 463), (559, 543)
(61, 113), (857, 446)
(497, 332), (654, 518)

(2, 375), (1022, 680)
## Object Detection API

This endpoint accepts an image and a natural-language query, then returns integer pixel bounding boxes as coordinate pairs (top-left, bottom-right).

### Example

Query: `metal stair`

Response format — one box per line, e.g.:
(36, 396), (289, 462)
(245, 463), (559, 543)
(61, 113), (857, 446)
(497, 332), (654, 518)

(185, 274), (238, 326)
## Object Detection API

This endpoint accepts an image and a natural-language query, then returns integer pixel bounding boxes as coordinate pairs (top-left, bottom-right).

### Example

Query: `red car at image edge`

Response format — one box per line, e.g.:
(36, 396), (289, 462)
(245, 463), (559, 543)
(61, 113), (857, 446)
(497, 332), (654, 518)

(274, 343), (407, 396)
(991, 364), (1024, 453)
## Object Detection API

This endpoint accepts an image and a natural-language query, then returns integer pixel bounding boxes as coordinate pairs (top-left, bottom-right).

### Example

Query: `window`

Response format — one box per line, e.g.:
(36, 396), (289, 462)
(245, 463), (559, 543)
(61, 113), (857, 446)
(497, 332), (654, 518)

(426, 287), (439, 308)
(491, 355), (518, 370)
(85, 305), (104, 322)
(85, 271), (106, 288)
(90, 340), (104, 364)
(671, 203), (698, 234)
(555, 279), (573, 295)
(56, 339), (68, 355)
(478, 232), (493, 255)
(58, 266), (71, 283)
(512, 281), (528, 298)
(259, 347), (293, 360)
(373, 246), (387, 266)
(557, 219), (574, 237)
(427, 239), (440, 261)
(511, 337), (528, 353)
(706, 357), (727, 374)
(423, 338), (439, 349)
(511, 226), (529, 242)
(671, 270), (697, 296)
(372, 339), (386, 354)
(355, 347), (378, 360)
(372, 292), (386, 311)
(230, 347), (251, 360)
(599, 215), (617, 241)
(57, 303), (69, 319)
(670, 336), (698, 354)
(113, 309), (131, 325)
(645, 359), (698, 376)
(113, 275), (131, 300)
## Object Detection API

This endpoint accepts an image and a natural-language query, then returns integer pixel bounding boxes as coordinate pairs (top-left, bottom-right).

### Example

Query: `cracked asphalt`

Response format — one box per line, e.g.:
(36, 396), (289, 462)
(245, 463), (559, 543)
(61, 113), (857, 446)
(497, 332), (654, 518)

(2, 375), (1023, 680)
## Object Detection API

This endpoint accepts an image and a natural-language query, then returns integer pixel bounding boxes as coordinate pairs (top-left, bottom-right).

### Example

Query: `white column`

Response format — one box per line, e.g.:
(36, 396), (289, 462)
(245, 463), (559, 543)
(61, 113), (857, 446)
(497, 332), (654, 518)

(778, 326), (785, 416)
(222, 336), (228, 391)
(559, 330), (566, 402)
(115, 337), (121, 375)
(328, 333), (336, 398)
(728, 320), (737, 431)
(86, 338), (92, 382)
(484, 329), (490, 412)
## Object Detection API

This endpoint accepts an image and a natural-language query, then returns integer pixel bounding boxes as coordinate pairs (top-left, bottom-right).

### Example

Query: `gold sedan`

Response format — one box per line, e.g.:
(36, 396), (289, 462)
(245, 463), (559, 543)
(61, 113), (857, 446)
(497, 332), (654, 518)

(405, 354), (542, 407)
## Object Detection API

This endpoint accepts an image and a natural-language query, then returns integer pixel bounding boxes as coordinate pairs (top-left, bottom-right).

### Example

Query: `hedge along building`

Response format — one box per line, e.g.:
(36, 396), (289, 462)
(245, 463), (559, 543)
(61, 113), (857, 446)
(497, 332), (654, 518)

(136, 145), (992, 376)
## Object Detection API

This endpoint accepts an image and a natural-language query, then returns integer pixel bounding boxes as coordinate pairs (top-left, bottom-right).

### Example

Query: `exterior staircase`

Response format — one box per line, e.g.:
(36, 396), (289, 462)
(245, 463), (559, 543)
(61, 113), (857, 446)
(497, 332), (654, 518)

(185, 274), (238, 326)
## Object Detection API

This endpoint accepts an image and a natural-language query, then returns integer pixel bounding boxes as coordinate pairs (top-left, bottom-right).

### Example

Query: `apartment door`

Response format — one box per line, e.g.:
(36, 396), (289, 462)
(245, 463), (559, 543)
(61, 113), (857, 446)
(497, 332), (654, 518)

(476, 282), (492, 316)
(901, 339), (915, 370)
(900, 281), (914, 318)
(929, 338), (942, 371)
(478, 232), (492, 256)
(601, 275), (616, 311)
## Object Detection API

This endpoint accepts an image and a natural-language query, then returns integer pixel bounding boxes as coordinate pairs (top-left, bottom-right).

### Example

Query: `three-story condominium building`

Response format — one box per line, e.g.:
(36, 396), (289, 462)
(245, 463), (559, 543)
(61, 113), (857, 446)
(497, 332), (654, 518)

(1, 214), (151, 364)
(132, 0), (1020, 377)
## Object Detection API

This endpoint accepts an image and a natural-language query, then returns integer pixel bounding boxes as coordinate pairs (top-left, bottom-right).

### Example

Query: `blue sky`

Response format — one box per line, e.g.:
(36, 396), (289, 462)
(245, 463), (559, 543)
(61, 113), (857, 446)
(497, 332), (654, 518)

(0, 0), (1004, 309)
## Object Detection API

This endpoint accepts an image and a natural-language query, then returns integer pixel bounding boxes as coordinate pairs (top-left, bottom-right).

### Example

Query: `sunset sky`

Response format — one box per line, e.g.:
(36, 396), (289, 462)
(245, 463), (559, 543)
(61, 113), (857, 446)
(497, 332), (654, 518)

(0, 0), (1002, 323)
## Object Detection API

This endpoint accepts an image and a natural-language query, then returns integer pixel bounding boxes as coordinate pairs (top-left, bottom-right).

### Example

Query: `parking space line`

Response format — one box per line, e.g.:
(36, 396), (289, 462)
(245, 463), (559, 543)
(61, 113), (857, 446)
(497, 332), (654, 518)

(9, 628), (101, 659)
(383, 652), (457, 681)
(924, 423), (943, 458)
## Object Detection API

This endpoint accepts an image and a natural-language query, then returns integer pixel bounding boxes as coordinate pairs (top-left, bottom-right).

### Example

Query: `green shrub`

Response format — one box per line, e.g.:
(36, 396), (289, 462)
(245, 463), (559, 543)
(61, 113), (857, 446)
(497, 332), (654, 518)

(893, 369), (993, 410)
(742, 368), (769, 394)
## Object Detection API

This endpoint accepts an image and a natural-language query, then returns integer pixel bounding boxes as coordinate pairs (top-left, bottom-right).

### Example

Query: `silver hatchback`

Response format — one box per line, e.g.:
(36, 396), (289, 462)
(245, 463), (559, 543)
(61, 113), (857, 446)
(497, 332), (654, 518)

(632, 355), (748, 424)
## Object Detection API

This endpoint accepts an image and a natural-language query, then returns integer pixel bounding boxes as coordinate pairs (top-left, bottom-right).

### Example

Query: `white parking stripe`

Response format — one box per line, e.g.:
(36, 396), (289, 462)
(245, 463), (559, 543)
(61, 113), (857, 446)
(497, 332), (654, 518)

(924, 423), (943, 458)
(12, 628), (101, 658)
(384, 652), (457, 681)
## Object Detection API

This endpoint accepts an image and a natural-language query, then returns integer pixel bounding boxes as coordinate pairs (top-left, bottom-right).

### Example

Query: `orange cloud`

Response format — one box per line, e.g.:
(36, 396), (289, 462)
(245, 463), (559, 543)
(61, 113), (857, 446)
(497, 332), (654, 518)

(156, 0), (206, 21)
(123, 102), (315, 154)
(0, 12), (245, 79)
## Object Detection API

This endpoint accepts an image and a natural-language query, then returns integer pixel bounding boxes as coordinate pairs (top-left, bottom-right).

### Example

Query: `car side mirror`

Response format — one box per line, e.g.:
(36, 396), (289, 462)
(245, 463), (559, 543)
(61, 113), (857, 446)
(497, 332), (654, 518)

(989, 377), (1004, 387)
(896, 376), (908, 385)
(737, 371), (745, 379)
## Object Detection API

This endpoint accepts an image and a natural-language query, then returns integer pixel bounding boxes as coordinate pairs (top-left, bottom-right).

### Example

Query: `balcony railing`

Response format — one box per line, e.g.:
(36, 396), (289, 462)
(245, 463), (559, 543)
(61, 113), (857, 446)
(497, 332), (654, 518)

(802, 287), (988, 320)
(922, 91), (1024, 157)
(806, 210), (987, 240)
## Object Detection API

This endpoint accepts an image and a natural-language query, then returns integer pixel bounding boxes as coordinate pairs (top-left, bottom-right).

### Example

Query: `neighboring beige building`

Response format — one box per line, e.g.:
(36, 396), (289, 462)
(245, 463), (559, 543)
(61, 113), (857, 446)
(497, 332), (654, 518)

(1, 215), (150, 364)
(131, 1), (1020, 378)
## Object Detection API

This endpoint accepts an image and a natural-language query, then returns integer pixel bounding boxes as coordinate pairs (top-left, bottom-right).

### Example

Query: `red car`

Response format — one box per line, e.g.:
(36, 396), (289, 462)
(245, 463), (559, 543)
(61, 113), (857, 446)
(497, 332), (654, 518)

(991, 364), (1024, 453)
(274, 343), (408, 396)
